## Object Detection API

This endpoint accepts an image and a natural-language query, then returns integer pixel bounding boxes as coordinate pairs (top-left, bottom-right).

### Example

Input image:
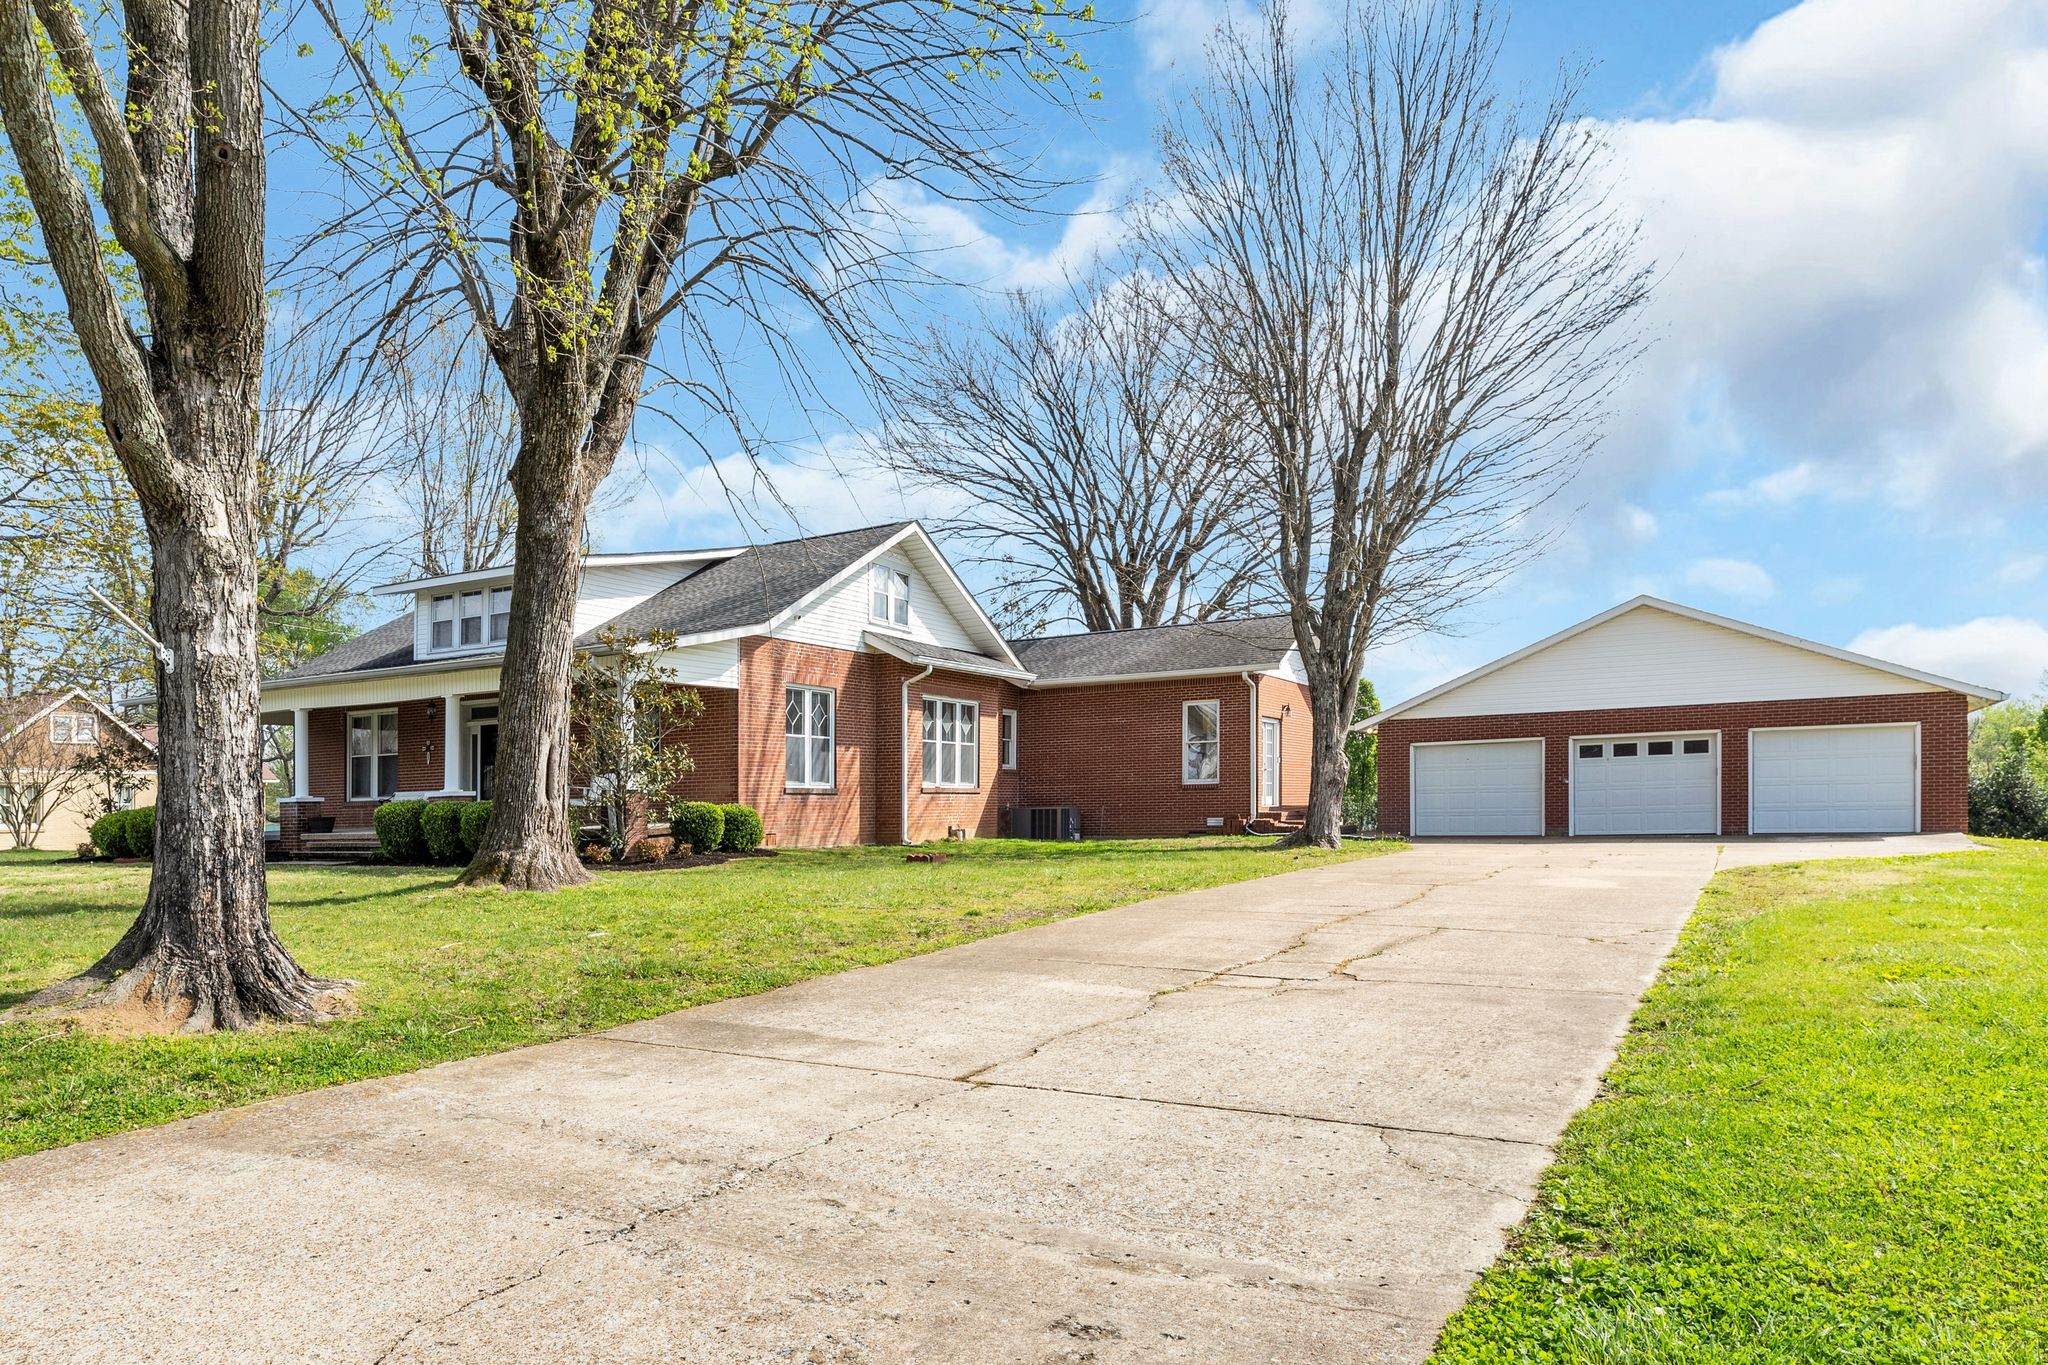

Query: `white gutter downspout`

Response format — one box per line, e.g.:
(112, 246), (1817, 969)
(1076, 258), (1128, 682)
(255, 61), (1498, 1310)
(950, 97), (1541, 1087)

(1242, 671), (1260, 828)
(901, 663), (935, 844)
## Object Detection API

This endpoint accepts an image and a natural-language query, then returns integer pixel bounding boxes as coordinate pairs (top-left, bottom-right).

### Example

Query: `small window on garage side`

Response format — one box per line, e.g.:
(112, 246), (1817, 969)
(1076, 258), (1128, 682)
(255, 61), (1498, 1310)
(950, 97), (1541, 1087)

(1683, 738), (1711, 755)
(1648, 740), (1674, 756)
(1578, 743), (1603, 759)
(1612, 742), (1639, 757)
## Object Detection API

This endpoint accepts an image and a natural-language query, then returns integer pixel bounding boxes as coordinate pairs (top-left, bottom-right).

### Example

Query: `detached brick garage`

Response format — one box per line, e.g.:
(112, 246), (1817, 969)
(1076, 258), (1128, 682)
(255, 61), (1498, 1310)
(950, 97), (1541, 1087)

(1364, 597), (2004, 837)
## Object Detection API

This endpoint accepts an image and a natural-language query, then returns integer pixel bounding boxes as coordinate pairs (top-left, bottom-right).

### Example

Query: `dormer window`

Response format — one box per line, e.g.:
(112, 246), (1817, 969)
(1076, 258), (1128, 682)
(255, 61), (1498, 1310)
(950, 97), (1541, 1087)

(870, 564), (910, 627)
(430, 595), (456, 649)
(429, 585), (511, 653)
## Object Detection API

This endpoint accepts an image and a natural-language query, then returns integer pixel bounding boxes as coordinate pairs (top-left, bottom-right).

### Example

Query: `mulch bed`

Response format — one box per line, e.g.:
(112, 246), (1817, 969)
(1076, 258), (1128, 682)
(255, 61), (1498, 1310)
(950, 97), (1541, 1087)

(585, 848), (779, 873)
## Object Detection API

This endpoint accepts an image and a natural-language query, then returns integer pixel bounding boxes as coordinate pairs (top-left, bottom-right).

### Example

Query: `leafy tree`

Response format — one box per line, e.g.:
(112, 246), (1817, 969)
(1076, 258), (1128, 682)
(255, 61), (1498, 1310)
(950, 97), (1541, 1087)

(1969, 745), (2048, 840)
(67, 727), (154, 818)
(1343, 679), (1380, 829)
(310, 0), (1101, 890)
(569, 628), (703, 856)
(0, 0), (342, 1027)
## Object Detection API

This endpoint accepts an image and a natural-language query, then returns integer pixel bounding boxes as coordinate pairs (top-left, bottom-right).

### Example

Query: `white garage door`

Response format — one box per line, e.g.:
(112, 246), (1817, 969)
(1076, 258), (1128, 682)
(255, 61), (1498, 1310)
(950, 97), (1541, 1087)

(1572, 734), (1718, 836)
(1751, 725), (1918, 834)
(1412, 740), (1544, 836)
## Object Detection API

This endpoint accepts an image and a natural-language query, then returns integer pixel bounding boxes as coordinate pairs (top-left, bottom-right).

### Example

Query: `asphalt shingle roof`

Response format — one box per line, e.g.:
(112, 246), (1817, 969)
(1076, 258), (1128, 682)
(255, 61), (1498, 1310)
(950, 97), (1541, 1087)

(1009, 614), (1298, 682)
(270, 523), (912, 685)
(581, 523), (909, 644)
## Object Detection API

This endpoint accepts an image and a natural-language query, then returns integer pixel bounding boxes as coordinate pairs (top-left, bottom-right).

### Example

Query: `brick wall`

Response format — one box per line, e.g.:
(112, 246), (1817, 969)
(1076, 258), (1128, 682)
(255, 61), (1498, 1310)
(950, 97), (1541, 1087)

(904, 667), (1025, 843)
(737, 637), (892, 847)
(667, 686), (739, 805)
(1377, 691), (1970, 836)
(1016, 676), (1265, 836)
(1255, 674), (1314, 812)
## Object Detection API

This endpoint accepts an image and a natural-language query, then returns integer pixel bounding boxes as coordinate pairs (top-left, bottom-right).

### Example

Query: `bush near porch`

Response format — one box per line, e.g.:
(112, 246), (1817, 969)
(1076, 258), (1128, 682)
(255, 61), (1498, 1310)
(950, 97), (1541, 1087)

(1432, 840), (2048, 1364)
(0, 835), (1390, 1160)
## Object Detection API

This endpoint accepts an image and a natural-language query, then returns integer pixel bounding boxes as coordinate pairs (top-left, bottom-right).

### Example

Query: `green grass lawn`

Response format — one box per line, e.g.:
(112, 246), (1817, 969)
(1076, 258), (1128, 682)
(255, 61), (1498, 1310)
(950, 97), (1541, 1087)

(1432, 839), (2048, 1365)
(0, 836), (1385, 1160)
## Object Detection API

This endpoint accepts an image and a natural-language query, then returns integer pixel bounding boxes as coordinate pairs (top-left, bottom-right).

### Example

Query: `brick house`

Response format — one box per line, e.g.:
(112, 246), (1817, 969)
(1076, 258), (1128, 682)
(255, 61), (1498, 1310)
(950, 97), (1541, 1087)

(1363, 596), (2003, 838)
(263, 523), (1314, 852)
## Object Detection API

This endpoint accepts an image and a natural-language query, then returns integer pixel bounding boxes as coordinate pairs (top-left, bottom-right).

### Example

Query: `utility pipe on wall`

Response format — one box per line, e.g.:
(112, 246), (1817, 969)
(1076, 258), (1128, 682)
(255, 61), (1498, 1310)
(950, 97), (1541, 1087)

(901, 662), (935, 844)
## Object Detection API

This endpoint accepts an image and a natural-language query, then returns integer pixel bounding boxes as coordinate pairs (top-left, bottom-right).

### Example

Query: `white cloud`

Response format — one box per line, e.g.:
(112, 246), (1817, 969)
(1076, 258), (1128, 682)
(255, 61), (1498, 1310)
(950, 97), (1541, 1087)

(1994, 553), (2047, 587)
(593, 432), (966, 552)
(1683, 557), (1777, 602)
(1134, 0), (1335, 72)
(1619, 503), (1660, 543)
(1849, 616), (2048, 698)
(1810, 574), (1864, 606)
(854, 167), (1136, 292)
(1588, 0), (2048, 513)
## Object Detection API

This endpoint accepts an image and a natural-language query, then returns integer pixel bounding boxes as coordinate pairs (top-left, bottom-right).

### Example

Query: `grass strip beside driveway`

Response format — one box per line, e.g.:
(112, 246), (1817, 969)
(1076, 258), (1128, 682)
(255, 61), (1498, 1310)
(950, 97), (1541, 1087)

(0, 836), (1386, 1160)
(1432, 839), (2048, 1365)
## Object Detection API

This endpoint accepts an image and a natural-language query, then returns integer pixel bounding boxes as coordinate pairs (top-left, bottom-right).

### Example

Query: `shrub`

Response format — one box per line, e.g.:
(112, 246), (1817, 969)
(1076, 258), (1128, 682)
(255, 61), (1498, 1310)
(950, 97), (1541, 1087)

(118, 806), (156, 859)
(672, 800), (725, 855)
(421, 801), (466, 864)
(1969, 748), (2048, 839)
(628, 835), (674, 862)
(718, 803), (764, 853)
(373, 799), (430, 863)
(90, 809), (129, 858)
(457, 800), (492, 857)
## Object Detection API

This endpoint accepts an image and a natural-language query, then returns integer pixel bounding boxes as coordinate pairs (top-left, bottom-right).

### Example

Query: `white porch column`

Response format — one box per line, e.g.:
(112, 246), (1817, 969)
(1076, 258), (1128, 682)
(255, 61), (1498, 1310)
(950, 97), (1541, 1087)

(442, 694), (464, 794)
(291, 708), (312, 801)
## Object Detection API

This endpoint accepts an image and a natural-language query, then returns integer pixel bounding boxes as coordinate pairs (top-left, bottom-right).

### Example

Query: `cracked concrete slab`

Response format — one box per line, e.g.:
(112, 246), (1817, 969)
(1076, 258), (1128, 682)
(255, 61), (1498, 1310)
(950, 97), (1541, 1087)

(0, 834), (1976, 1363)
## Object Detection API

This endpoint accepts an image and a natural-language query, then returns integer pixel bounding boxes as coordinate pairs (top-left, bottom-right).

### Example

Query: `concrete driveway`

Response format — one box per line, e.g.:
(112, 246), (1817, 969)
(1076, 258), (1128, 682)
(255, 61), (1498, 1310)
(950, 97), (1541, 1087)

(0, 834), (1973, 1364)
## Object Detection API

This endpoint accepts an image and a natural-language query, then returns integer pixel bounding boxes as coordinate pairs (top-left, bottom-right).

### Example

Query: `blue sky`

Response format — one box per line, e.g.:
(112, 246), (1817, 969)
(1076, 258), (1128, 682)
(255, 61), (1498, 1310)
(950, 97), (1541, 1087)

(577, 0), (2048, 706)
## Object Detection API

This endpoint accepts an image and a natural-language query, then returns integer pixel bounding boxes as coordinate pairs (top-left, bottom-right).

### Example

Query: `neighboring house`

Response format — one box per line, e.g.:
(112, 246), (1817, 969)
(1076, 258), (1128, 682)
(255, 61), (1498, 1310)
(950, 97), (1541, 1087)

(0, 689), (159, 850)
(1363, 596), (2004, 838)
(262, 523), (1315, 851)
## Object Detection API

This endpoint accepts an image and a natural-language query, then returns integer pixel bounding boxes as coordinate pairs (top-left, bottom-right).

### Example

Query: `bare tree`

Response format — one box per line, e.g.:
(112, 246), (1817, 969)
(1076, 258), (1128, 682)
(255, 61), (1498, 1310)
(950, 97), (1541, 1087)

(0, 0), (342, 1025)
(880, 268), (1269, 634)
(385, 325), (520, 577)
(1139, 0), (1651, 846)
(308, 0), (1101, 889)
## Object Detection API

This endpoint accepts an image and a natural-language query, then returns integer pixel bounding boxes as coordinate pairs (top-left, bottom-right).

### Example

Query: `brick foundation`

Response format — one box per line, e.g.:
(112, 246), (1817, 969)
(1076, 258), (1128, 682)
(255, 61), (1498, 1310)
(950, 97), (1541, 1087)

(1377, 692), (1970, 836)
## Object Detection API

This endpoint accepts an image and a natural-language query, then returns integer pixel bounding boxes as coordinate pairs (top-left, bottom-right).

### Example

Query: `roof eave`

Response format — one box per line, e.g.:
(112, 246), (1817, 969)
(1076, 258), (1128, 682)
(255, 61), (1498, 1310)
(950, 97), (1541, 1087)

(862, 631), (1036, 683)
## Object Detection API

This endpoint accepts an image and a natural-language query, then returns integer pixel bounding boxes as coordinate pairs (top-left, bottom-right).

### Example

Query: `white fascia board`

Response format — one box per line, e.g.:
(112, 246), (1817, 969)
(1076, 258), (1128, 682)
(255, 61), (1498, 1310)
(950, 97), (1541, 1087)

(863, 630), (1036, 683)
(1360, 595), (2009, 728)
(372, 550), (731, 597)
(1027, 664), (1281, 689)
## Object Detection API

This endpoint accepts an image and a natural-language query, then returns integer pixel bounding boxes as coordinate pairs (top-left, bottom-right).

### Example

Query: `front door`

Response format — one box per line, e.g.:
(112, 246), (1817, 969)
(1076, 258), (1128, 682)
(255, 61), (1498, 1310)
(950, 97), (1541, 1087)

(469, 722), (500, 800)
(1261, 717), (1282, 808)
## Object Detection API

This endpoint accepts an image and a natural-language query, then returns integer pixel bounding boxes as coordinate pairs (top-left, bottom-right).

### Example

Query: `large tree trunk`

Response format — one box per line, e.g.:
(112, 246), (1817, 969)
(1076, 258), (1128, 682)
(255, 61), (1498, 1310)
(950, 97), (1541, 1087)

(458, 405), (593, 892)
(1287, 675), (1353, 849)
(13, 383), (344, 1031)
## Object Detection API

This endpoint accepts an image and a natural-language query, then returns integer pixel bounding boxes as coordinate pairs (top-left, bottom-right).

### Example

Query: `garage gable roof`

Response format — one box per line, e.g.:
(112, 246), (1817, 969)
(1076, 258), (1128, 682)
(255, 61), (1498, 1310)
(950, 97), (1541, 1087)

(1361, 596), (2007, 728)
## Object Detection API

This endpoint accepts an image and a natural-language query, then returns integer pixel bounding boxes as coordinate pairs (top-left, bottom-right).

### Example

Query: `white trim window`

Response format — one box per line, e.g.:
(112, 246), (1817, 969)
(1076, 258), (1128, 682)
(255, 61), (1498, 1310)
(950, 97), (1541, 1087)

(347, 710), (399, 801)
(50, 712), (97, 744)
(922, 696), (978, 788)
(870, 563), (911, 627)
(488, 587), (512, 643)
(999, 709), (1018, 770)
(429, 594), (456, 650)
(1183, 700), (1221, 785)
(785, 684), (835, 789)
(458, 590), (486, 646)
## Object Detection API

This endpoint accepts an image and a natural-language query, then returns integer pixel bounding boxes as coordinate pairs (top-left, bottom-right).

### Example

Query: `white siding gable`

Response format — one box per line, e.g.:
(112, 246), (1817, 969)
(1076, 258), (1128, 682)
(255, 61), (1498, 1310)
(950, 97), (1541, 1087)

(1403, 604), (1943, 719)
(573, 562), (699, 637)
(776, 550), (982, 652)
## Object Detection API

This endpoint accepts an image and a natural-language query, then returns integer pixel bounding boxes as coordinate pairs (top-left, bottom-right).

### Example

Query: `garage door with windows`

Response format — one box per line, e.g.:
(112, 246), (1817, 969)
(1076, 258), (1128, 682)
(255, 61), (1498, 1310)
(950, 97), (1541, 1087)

(1411, 739), (1543, 836)
(1751, 724), (1918, 834)
(1572, 734), (1717, 835)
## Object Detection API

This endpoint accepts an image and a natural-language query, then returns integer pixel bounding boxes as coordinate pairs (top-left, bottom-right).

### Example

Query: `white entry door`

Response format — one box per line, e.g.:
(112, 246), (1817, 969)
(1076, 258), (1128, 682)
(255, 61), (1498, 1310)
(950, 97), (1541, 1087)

(1261, 717), (1282, 807)
(1411, 739), (1544, 836)
(1751, 725), (1918, 834)
(1572, 734), (1718, 835)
